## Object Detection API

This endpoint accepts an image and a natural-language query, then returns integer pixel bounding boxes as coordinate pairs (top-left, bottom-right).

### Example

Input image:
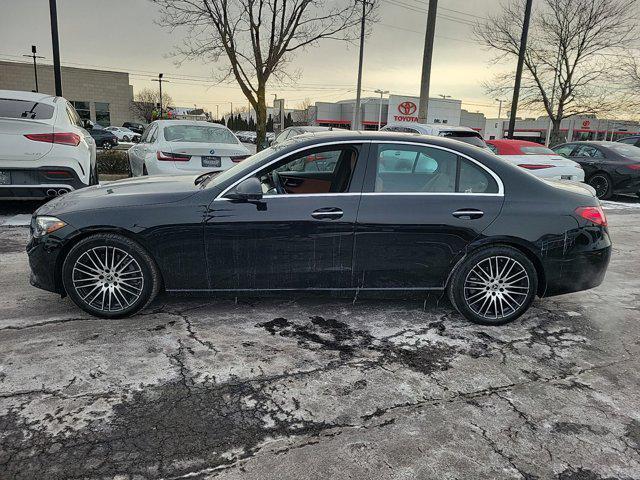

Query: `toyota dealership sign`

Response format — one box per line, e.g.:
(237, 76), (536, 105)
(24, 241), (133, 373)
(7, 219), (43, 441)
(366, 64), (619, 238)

(387, 95), (462, 126)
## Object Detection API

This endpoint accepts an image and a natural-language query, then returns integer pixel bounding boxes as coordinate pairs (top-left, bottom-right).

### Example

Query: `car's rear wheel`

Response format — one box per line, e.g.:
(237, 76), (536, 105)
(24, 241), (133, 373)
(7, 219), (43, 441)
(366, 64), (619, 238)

(62, 234), (161, 318)
(448, 245), (538, 326)
(588, 172), (612, 200)
(103, 141), (113, 150)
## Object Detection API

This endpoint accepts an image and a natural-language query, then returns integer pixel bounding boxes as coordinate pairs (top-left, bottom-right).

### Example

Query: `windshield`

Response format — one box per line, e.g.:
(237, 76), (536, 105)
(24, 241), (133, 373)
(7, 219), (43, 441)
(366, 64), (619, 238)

(521, 146), (555, 155)
(164, 125), (239, 144)
(201, 146), (277, 188)
(608, 143), (640, 159)
(440, 131), (487, 148)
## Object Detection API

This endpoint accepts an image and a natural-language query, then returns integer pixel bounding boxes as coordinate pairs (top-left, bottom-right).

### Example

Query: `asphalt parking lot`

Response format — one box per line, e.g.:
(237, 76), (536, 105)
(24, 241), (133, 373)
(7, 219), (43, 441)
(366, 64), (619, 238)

(1, 199), (640, 479)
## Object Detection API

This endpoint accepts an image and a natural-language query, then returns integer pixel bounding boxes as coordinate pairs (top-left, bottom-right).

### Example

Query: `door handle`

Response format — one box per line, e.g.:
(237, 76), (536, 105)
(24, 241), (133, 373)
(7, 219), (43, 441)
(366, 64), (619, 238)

(312, 208), (343, 220)
(452, 209), (484, 219)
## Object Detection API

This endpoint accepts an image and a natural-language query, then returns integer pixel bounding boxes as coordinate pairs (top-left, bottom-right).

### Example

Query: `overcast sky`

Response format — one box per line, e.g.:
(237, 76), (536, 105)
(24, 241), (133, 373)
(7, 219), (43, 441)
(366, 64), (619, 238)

(1, 0), (512, 117)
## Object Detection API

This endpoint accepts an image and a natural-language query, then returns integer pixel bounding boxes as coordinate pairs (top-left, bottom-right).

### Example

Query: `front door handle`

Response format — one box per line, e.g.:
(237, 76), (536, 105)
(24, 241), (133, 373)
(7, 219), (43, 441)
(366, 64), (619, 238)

(312, 207), (343, 220)
(452, 209), (484, 219)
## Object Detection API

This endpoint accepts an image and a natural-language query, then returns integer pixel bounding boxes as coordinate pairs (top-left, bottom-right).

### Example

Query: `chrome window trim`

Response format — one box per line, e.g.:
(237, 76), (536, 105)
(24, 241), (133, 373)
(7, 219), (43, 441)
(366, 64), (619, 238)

(214, 139), (505, 201)
(370, 140), (504, 196)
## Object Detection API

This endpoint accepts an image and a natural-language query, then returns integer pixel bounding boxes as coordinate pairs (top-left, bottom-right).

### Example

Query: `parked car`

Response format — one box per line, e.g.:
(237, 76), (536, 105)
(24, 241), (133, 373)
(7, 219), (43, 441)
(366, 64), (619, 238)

(381, 123), (488, 148)
(28, 131), (610, 325)
(127, 120), (250, 176)
(105, 126), (140, 143)
(87, 123), (118, 150)
(122, 122), (146, 135)
(552, 141), (640, 199)
(0, 89), (97, 200)
(486, 139), (584, 182)
(271, 126), (346, 146)
(616, 135), (640, 147)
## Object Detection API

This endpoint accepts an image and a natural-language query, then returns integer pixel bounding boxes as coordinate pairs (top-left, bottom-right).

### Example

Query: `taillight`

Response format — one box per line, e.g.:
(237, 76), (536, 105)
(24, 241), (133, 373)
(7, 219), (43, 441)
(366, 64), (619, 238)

(518, 164), (553, 170)
(626, 164), (640, 170)
(24, 132), (81, 146)
(156, 151), (191, 162)
(231, 155), (250, 163)
(576, 206), (607, 227)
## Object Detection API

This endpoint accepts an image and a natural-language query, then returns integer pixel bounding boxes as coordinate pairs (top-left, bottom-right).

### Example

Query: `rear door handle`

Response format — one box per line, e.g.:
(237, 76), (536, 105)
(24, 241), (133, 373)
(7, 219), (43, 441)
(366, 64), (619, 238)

(452, 209), (484, 219)
(312, 207), (343, 220)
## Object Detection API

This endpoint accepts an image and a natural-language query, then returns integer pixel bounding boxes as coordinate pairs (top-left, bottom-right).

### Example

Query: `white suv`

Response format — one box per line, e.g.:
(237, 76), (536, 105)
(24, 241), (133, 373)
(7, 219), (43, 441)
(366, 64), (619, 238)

(0, 90), (97, 200)
(382, 123), (488, 149)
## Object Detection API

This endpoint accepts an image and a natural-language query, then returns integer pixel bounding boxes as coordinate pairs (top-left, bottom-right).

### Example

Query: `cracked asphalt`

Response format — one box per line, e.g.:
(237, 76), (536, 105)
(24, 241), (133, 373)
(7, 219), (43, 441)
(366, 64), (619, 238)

(0, 207), (639, 479)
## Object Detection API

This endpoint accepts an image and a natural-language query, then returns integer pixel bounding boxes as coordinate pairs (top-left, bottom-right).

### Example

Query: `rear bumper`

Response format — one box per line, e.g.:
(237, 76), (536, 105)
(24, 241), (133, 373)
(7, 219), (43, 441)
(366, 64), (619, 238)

(613, 175), (640, 194)
(0, 167), (87, 199)
(542, 227), (612, 297)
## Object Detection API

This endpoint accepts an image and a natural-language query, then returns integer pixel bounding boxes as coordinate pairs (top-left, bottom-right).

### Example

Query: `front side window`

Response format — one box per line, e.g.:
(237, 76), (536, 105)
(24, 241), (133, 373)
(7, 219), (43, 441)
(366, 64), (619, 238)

(373, 144), (498, 194)
(164, 125), (238, 144)
(574, 145), (604, 158)
(255, 146), (359, 195)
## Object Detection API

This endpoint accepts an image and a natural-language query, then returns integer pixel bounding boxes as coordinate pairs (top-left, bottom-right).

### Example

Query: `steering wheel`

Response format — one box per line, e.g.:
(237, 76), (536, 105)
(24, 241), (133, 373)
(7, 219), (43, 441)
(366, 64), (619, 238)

(271, 171), (286, 195)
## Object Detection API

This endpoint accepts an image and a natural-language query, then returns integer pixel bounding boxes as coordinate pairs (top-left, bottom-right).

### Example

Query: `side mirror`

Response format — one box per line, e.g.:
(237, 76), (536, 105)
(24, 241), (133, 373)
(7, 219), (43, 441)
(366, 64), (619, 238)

(226, 177), (263, 201)
(83, 120), (93, 130)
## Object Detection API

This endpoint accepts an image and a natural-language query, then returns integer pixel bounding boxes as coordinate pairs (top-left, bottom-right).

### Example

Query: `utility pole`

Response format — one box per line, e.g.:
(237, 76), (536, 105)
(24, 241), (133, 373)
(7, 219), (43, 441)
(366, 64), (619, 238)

(374, 89), (389, 130)
(418, 0), (438, 123)
(152, 73), (168, 118)
(22, 45), (44, 93)
(48, 0), (63, 96)
(507, 0), (534, 139)
(352, 0), (368, 131)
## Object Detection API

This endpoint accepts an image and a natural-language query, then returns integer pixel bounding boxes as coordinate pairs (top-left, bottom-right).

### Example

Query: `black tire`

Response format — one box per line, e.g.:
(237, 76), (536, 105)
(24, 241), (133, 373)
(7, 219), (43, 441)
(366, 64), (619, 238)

(587, 172), (613, 200)
(62, 234), (162, 318)
(103, 141), (113, 150)
(89, 163), (99, 185)
(142, 164), (148, 176)
(448, 245), (538, 326)
(126, 153), (133, 177)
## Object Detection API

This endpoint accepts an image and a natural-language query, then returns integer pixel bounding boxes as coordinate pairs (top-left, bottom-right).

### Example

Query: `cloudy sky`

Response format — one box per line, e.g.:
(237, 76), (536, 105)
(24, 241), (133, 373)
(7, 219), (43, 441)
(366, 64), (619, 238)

(2, 0), (512, 117)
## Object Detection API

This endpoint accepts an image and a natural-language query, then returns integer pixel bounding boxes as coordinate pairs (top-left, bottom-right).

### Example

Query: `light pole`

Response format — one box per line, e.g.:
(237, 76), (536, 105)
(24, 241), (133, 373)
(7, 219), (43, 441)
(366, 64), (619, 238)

(23, 45), (44, 93)
(352, 0), (369, 131)
(48, 0), (63, 96)
(495, 99), (505, 119)
(374, 89), (389, 130)
(152, 73), (168, 118)
(507, 0), (534, 139)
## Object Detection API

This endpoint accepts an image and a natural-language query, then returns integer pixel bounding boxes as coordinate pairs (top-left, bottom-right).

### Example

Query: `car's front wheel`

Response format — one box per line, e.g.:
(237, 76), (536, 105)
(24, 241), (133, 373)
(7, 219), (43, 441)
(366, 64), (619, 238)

(62, 234), (161, 318)
(448, 245), (538, 326)
(123, 135), (130, 142)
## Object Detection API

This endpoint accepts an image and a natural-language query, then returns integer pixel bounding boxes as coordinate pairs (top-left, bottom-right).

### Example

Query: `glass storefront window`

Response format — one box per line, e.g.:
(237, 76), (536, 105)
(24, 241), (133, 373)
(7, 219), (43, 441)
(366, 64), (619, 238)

(95, 102), (110, 127)
(71, 101), (90, 121)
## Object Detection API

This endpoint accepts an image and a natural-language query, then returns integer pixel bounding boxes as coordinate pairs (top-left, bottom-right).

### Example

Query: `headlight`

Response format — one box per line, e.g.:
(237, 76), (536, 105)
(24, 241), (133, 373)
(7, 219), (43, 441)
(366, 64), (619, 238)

(31, 216), (67, 238)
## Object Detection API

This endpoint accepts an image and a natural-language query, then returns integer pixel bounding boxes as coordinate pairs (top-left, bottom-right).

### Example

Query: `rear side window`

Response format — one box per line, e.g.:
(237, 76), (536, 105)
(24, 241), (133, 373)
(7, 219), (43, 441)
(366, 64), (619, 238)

(0, 98), (54, 119)
(373, 144), (498, 194)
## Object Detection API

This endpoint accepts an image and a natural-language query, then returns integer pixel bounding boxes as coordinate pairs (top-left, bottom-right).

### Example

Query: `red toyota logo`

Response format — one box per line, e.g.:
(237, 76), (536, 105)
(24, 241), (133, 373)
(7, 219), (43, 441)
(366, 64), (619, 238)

(398, 101), (417, 116)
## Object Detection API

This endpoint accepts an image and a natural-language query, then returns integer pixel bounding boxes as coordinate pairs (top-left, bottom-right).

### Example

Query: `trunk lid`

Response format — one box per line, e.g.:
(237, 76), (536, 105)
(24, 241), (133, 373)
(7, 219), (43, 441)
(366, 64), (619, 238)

(0, 118), (54, 161)
(500, 154), (578, 167)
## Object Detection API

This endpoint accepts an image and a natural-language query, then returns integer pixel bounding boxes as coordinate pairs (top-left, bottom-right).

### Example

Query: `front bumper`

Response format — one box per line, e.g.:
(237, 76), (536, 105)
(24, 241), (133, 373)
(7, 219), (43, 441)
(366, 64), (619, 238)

(26, 228), (72, 295)
(0, 167), (87, 199)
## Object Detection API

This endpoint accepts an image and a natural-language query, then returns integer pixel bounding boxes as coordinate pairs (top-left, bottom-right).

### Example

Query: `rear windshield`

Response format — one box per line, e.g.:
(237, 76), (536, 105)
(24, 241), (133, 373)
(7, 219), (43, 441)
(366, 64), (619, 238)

(164, 125), (238, 144)
(0, 98), (54, 120)
(440, 131), (487, 148)
(521, 146), (555, 155)
(608, 143), (640, 160)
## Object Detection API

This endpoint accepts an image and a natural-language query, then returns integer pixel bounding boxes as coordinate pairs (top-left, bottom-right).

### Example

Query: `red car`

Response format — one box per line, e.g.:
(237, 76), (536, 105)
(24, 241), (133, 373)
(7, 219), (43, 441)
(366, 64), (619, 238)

(486, 139), (585, 182)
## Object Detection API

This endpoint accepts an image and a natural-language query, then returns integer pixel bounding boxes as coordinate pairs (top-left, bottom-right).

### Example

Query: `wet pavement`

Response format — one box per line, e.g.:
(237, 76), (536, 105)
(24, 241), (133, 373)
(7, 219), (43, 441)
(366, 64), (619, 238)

(0, 209), (639, 479)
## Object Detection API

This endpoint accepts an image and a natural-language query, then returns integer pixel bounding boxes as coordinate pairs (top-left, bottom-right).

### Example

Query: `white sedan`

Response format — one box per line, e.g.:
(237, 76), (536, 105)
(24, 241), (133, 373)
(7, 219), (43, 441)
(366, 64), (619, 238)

(486, 139), (584, 182)
(105, 126), (140, 142)
(127, 120), (251, 177)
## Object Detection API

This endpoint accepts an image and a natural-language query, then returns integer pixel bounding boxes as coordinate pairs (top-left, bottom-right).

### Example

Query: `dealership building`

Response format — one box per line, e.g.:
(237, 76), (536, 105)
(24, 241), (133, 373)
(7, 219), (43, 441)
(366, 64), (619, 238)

(0, 60), (136, 127)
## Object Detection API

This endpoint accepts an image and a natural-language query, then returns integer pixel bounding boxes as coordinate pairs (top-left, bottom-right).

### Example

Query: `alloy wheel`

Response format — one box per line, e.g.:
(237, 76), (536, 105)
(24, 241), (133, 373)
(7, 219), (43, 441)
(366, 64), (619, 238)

(72, 246), (144, 313)
(463, 255), (530, 320)
(588, 175), (610, 199)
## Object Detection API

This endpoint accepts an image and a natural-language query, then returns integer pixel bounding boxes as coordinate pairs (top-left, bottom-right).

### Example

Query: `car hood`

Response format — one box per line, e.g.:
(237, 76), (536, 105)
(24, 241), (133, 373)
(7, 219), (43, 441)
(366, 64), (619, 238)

(36, 175), (201, 216)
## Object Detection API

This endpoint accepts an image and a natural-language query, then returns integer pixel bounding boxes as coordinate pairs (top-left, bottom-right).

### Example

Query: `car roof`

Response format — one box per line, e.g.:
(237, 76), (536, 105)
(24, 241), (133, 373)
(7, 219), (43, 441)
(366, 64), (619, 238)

(0, 89), (58, 104)
(293, 126), (346, 132)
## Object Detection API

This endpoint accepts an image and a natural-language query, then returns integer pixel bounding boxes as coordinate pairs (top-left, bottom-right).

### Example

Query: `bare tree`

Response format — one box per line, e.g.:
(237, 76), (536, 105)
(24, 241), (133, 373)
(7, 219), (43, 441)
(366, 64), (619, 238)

(295, 97), (313, 124)
(476, 0), (638, 145)
(130, 88), (174, 124)
(151, 0), (374, 149)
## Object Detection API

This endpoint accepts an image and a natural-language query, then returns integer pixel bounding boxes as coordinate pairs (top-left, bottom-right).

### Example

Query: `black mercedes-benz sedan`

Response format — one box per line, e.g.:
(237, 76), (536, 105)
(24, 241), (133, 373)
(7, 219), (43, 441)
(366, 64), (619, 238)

(27, 131), (611, 325)
(552, 141), (640, 199)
